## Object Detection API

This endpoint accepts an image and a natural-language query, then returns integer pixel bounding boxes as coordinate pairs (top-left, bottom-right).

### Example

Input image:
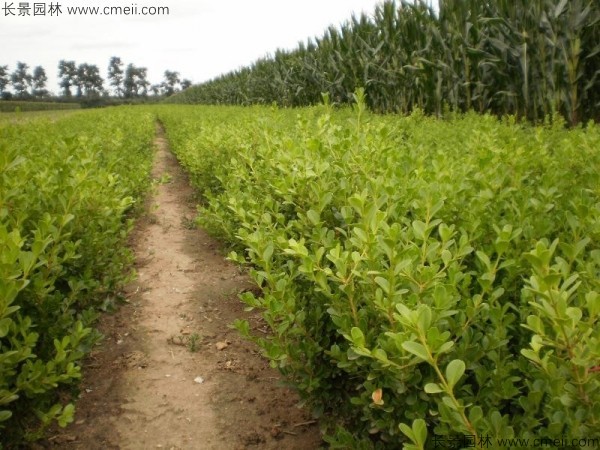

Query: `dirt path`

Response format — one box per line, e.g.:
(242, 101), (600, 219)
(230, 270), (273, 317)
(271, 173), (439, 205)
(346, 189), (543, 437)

(42, 126), (321, 449)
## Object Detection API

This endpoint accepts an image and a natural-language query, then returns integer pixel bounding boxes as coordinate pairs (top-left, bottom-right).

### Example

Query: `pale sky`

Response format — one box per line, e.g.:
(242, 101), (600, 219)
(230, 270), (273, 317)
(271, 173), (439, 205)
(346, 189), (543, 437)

(1, 0), (387, 95)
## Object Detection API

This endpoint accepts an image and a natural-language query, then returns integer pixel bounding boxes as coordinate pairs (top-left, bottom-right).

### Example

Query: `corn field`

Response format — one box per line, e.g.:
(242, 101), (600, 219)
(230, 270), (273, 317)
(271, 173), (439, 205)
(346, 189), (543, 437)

(170, 0), (600, 125)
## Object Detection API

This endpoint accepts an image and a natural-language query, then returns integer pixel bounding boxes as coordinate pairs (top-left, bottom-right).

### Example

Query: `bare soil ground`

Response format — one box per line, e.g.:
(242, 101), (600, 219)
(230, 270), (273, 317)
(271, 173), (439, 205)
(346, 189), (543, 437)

(40, 126), (322, 449)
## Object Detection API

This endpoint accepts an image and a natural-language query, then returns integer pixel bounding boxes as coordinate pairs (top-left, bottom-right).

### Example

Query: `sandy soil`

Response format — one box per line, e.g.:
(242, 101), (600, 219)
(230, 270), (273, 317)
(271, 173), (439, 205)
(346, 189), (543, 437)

(39, 125), (322, 450)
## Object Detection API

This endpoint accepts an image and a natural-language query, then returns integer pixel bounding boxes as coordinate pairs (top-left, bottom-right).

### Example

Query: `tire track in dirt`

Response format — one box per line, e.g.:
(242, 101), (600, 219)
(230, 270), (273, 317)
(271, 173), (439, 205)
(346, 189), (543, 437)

(40, 125), (321, 450)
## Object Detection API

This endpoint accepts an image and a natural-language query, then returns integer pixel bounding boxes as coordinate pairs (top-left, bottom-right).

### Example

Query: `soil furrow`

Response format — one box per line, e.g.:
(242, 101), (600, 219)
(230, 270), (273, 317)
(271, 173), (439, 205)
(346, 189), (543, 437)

(40, 125), (320, 450)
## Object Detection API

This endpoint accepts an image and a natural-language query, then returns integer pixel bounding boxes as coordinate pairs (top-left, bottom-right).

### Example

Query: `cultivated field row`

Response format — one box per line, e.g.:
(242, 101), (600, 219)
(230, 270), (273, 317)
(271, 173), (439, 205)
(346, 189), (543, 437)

(2, 104), (599, 447)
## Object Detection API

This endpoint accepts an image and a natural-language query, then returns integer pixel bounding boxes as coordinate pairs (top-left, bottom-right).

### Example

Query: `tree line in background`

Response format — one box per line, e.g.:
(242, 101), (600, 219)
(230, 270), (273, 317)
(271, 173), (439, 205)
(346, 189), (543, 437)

(168, 0), (599, 125)
(0, 56), (191, 101)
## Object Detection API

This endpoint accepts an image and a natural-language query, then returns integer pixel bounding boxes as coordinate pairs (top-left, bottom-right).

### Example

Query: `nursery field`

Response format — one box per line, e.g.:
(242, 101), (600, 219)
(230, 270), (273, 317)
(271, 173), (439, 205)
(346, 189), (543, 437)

(0, 108), (155, 443)
(1, 103), (599, 448)
(158, 101), (600, 448)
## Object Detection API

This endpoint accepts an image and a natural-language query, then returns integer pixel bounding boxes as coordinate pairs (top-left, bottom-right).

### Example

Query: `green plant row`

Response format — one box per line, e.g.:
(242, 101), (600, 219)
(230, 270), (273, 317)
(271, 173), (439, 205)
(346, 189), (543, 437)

(158, 101), (600, 448)
(167, 0), (599, 125)
(0, 101), (81, 113)
(0, 108), (155, 445)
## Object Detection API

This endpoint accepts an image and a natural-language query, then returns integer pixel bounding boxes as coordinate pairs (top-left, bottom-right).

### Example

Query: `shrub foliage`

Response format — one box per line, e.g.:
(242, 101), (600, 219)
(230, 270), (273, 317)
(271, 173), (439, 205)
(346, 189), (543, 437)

(0, 108), (154, 443)
(159, 100), (600, 447)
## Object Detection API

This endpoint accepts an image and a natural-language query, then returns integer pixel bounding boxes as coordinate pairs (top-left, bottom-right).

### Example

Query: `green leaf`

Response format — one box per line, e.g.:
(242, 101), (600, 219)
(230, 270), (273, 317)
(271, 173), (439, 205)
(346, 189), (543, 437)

(348, 195), (364, 213)
(306, 209), (320, 225)
(6, 155), (26, 171)
(0, 410), (12, 422)
(424, 383), (444, 394)
(399, 422), (415, 442)
(412, 220), (427, 241)
(0, 318), (11, 338)
(437, 341), (454, 355)
(350, 327), (365, 347)
(348, 346), (372, 358)
(0, 392), (18, 406)
(57, 403), (75, 427)
(60, 213), (75, 227)
(262, 243), (274, 262)
(565, 307), (582, 323)
(353, 227), (369, 243)
(416, 306), (432, 332)
(469, 406), (484, 424)
(476, 250), (492, 270)
(442, 395), (457, 410)
(372, 348), (388, 361)
(520, 348), (540, 363)
(441, 249), (452, 266)
(445, 359), (465, 389)
(438, 223), (454, 242)
(525, 315), (545, 334)
(402, 341), (431, 362)
(586, 291), (600, 317)
(374, 276), (390, 294)
(413, 418), (427, 448)
(554, 0), (568, 18)
(399, 419), (427, 449)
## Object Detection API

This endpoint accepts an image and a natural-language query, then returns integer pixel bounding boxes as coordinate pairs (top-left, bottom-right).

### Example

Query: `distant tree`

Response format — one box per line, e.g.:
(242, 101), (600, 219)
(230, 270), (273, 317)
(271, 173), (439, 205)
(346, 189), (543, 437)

(181, 79), (192, 90)
(31, 66), (48, 98)
(162, 70), (180, 96)
(58, 60), (78, 97)
(123, 64), (136, 98)
(137, 67), (150, 97)
(123, 64), (149, 98)
(74, 64), (84, 97)
(0, 65), (9, 98)
(77, 63), (104, 97)
(108, 56), (124, 97)
(150, 83), (163, 96)
(11, 62), (32, 98)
